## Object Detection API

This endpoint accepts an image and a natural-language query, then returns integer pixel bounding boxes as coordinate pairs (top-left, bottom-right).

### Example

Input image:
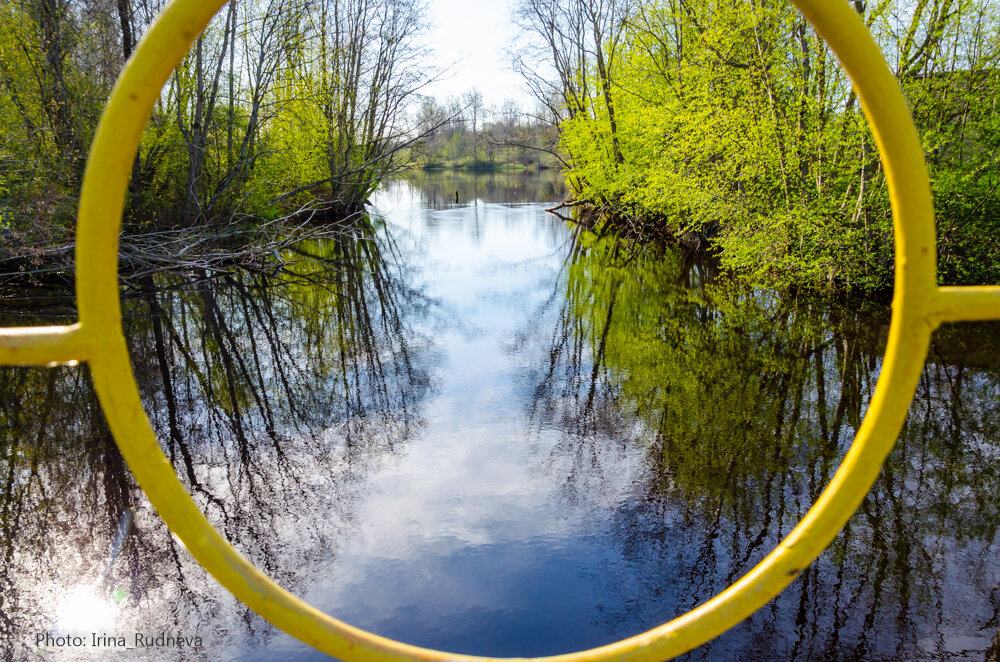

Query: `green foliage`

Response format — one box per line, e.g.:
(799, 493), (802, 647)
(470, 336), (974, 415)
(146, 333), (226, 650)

(0, 0), (427, 264)
(556, 0), (1000, 292)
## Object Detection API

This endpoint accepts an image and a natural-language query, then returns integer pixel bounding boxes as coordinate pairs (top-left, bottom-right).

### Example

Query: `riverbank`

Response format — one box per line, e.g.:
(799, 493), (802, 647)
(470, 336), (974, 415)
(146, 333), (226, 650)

(551, 184), (1000, 295)
(0, 203), (373, 287)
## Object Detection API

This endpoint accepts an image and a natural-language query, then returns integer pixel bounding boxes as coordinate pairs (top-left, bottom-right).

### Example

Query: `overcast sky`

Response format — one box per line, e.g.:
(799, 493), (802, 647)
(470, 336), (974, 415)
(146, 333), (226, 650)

(418, 0), (534, 110)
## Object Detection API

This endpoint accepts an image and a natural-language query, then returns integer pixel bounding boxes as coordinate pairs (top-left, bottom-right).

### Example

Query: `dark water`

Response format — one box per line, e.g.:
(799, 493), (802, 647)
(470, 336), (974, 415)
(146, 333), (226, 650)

(2, 170), (999, 661)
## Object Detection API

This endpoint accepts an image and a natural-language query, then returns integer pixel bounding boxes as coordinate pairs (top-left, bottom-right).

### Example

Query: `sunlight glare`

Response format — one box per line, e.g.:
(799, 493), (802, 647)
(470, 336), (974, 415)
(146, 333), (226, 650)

(55, 585), (117, 634)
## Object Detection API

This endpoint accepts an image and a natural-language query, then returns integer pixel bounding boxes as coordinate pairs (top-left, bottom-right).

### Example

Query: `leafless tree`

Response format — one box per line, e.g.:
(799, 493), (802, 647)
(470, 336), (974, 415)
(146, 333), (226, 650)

(512, 0), (633, 163)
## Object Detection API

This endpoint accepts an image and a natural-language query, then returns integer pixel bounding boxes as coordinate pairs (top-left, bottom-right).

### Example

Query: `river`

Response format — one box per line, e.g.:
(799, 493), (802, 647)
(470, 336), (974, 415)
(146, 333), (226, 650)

(1, 170), (998, 661)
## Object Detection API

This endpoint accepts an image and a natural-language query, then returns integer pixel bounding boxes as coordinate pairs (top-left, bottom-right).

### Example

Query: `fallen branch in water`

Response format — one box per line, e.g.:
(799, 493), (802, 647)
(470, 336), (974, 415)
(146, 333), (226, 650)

(544, 198), (590, 222)
(0, 199), (368, 287)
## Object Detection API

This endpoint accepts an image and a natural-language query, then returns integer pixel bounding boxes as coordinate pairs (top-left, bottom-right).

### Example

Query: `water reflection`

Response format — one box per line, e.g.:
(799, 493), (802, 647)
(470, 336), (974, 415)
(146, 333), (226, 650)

(403, 169), (566, 208)
(529, 231), (1000, 659)
(0, 173), (998, 661)
(0, 216), (433, 661)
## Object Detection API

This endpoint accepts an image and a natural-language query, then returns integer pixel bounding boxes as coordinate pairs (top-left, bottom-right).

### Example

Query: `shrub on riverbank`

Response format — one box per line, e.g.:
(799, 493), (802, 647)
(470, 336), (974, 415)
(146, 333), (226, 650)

(546, 0), (1000, 292)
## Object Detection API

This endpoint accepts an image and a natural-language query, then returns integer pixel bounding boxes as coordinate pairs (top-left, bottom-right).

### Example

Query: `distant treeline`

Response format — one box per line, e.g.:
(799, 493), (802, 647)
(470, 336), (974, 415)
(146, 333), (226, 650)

(514, 0), (1000, 291)
(0, 0), (425, 255)
(409, 92), (562, 171)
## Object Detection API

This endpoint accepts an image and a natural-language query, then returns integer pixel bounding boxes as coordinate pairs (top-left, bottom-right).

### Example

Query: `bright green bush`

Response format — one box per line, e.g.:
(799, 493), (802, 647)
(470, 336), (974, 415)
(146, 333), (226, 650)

(558, 0), (1000, 292)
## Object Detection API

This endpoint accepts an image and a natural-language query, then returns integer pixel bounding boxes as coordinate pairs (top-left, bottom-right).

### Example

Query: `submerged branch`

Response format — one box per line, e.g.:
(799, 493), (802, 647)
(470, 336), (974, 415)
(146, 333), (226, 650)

(0, 200), (367, 286)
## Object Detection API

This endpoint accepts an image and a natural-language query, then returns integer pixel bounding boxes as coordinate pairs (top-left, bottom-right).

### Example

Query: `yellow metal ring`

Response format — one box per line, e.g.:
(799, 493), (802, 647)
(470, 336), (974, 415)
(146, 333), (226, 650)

(1, 0), (996, 659)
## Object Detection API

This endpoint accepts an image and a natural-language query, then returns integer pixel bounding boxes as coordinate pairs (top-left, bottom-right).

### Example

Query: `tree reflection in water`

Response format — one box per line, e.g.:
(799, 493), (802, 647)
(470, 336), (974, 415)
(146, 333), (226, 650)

(526, 230), (1000, 660)
(2, 181), (999, 661)
(0, 215), (433, 661)
(403, 169), (568, 209)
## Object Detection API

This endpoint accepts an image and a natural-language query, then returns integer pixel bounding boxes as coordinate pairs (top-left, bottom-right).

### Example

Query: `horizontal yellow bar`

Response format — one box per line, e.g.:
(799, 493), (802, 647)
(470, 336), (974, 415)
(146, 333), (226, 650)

(0, 323), (88, 366)
(934, 286), (1000, 324)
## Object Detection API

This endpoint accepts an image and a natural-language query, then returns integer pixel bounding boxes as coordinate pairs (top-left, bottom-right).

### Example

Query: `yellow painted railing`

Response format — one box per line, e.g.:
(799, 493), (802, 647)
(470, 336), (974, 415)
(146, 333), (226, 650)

(2, 1), (999, 659)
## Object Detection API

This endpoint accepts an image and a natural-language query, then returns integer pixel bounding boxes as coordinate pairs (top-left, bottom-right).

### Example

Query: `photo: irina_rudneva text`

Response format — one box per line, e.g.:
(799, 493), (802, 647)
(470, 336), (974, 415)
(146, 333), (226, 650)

(36, 632), (204, 649)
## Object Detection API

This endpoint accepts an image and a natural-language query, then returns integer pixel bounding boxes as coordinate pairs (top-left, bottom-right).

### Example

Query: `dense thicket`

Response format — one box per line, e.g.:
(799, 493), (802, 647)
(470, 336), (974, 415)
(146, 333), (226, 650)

(516, 0), (1000, 291)
(0, 0), (426, 260)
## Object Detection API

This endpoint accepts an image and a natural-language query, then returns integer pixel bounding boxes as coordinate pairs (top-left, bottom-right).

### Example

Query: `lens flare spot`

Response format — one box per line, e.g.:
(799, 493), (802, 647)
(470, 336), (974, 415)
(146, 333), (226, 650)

(55, 586), (116, 634)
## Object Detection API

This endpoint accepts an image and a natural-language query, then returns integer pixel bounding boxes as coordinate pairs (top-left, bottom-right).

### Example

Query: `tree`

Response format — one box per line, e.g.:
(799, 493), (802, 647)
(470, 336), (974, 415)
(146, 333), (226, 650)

(518, 0), (1000, 291)
(463, 88), (485, 166)
(0, 0), (432, 268)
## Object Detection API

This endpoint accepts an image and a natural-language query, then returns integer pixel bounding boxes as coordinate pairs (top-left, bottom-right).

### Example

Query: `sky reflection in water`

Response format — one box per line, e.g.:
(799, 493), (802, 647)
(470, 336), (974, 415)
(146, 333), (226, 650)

(1, 170), (999, 661)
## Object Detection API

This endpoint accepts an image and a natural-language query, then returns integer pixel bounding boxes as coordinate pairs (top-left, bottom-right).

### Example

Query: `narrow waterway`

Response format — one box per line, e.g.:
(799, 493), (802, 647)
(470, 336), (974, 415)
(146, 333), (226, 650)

(2, 171), (999, 661)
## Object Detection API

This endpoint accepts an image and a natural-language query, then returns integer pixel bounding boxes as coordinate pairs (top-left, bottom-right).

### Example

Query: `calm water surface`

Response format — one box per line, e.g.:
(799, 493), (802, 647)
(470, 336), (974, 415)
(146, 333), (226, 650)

(2, 170), (999, 661)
